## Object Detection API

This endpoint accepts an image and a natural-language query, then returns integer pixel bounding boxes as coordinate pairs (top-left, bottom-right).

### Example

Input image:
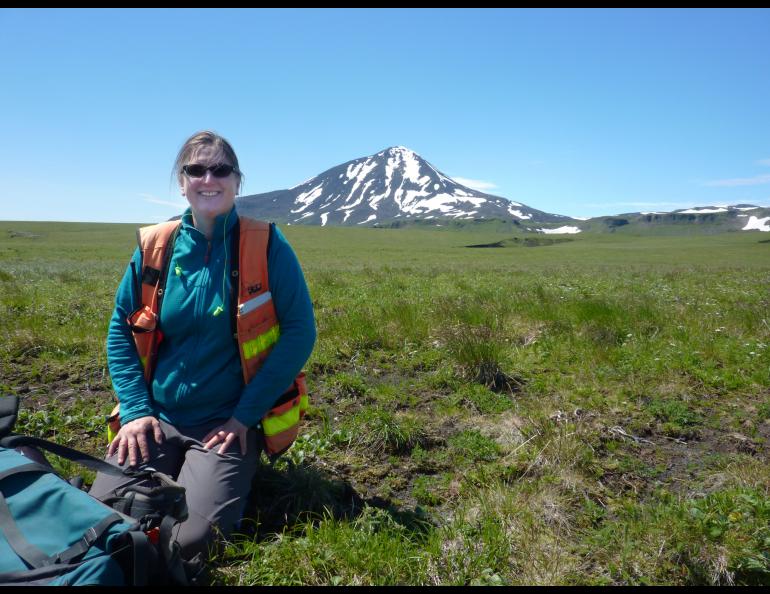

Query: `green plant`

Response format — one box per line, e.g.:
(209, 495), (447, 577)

(345, 407), (426, 454)
(448, 430), (501, 463)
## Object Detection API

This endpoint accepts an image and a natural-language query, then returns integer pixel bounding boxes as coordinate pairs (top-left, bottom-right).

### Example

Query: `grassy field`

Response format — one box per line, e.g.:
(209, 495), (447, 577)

(1, 220), (769, 585)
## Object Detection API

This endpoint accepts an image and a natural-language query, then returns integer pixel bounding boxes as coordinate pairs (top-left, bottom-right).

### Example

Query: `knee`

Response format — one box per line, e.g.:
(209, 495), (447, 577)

(175, 511), (224, 561)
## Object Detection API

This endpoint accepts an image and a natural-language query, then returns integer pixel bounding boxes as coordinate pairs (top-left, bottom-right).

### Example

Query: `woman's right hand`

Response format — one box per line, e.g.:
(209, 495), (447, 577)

(107, 416), (165, 467)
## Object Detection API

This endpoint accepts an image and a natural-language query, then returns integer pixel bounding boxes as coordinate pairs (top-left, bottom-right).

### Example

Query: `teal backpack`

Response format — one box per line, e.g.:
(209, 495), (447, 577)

(0, 395), (194, 585)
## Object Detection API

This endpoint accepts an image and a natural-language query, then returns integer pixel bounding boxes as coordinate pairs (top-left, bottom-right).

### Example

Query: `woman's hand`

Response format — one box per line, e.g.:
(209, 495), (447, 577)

(108, 416), (165, 467)
(203, 417), (249, 455)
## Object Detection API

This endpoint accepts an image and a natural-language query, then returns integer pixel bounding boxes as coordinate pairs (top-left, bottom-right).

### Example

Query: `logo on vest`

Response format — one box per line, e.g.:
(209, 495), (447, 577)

(247, 283), (262, 294)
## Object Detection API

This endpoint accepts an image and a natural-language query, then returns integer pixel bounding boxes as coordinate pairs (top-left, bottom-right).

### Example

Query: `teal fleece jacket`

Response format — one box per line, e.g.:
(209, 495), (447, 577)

(106, 207), (316, 428)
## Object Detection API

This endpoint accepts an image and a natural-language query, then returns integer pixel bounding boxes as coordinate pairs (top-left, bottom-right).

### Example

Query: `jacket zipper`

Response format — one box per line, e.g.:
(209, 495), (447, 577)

(179, 238), (212, 405)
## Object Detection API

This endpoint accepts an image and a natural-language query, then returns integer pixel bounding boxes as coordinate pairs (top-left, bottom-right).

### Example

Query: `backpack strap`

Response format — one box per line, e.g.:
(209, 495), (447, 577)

(52, 513), (125, 565)
(123, 530), (151, 586)
(0, 395), (19, 439)
(0, 460), (53, 482)
(159, 514), (190, 586)
(0, 561), (93, 585)
(0, 435), (145, 479)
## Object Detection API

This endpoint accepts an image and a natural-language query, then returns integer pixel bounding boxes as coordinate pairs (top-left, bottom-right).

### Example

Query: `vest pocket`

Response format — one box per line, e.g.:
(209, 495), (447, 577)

(262, 374), (309, 456)
(237, 316), (280, 380)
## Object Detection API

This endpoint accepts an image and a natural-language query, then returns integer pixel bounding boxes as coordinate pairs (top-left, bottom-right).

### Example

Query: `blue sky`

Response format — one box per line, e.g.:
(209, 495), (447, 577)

(2, 8), (769, 222)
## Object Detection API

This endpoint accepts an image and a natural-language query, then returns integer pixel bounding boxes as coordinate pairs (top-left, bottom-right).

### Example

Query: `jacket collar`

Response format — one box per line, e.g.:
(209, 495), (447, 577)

(180, 206), (238, 240)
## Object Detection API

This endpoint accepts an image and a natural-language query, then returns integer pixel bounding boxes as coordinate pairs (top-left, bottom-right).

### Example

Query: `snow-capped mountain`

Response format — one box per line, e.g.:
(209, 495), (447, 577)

(577, 204), (770, 234)
(236, 146), (568, 226)
(638, 204), (766, 217)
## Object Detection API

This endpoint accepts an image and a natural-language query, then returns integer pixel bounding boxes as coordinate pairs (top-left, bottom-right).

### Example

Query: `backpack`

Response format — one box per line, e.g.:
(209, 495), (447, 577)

(0, 394), (196, 586)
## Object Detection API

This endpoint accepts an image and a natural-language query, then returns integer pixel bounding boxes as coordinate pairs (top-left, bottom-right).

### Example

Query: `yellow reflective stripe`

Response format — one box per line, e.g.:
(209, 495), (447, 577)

(263, 404), (300, 437)
(140, 355), (147, 368)
(242, 325), (280, 360)
(300, 394), (309, 414)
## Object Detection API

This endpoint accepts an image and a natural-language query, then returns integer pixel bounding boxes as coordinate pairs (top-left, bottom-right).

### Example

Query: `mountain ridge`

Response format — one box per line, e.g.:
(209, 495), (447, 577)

(235, 146), (770, 233)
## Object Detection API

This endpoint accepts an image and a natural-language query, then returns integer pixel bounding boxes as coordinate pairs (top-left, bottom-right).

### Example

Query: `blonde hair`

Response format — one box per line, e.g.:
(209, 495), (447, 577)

(173, 130), (244, 193)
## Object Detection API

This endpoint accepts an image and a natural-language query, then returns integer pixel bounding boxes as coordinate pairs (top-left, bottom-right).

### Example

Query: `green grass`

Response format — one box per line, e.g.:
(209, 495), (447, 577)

(1, 220), (769, 585)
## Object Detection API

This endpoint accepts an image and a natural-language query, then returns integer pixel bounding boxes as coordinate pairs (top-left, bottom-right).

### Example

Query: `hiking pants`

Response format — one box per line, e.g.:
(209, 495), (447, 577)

(89, 418), (261, 560)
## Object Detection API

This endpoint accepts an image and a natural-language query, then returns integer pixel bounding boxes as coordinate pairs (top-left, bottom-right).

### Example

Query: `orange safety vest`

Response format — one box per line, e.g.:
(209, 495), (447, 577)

(108, 216), (308, 457)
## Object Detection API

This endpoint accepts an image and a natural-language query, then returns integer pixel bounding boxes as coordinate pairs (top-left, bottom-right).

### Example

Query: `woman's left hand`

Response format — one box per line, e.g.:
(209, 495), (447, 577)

(202, 417), (249, 455)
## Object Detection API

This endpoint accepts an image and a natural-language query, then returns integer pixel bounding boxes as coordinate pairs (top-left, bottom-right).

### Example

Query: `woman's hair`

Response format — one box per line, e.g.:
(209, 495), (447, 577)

(173, 130), (244, 193)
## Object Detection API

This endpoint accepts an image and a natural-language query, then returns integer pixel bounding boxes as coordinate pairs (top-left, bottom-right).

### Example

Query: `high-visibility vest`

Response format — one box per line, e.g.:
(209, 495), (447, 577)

(110, 216), (308, 457)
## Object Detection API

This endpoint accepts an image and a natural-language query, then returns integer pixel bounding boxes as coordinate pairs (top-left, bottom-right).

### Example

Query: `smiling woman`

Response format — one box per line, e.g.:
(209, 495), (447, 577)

(88, 130), (317, 566)
(174, 132), (244, 238)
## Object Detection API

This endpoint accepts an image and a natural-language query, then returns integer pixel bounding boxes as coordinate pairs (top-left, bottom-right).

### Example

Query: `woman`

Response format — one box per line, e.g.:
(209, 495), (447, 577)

(90, 131), (316, 561)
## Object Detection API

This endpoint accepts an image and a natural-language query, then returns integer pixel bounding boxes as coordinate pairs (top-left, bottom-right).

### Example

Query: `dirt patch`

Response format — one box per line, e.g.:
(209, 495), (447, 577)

(8, 230), (42, 239)
(600, 423), (768, 502)
(469, 411), (527, 449)
(465, 237), (574, 248)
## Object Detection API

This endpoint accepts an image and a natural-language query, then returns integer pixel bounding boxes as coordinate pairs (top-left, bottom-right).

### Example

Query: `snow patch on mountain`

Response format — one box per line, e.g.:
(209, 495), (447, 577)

(678, 207), (728, 214)
(508, 206), (532, 219)
(291, 184), (323, 213)
(539, 226), (582, 234)
(742, 216), (770, 231)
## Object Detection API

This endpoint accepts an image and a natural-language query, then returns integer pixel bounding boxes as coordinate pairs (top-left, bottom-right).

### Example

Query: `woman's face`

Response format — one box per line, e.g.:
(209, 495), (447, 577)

(180, 145), (239, 220)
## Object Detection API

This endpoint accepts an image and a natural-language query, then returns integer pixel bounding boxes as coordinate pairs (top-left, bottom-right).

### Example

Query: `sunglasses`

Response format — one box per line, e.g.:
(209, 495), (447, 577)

(182, 163), (238, 178)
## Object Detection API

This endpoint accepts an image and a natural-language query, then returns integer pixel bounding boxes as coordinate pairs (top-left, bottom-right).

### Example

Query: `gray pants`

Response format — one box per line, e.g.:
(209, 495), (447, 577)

(89, 418), (261, 560)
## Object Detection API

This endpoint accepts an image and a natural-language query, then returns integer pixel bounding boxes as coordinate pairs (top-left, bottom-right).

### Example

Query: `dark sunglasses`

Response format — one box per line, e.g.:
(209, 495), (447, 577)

(182, 163), (238, 178)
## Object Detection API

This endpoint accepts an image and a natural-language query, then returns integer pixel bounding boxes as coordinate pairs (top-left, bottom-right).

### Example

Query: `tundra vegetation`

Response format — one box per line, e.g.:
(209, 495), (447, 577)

(0, 220), (768, 585)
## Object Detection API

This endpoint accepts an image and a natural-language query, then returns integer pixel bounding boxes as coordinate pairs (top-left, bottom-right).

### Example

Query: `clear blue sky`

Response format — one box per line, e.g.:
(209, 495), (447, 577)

(2, 8), (769, 222)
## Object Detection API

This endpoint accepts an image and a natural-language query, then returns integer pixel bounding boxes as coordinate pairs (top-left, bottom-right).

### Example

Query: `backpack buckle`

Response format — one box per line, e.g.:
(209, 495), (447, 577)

(82, 526), (99, 547)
